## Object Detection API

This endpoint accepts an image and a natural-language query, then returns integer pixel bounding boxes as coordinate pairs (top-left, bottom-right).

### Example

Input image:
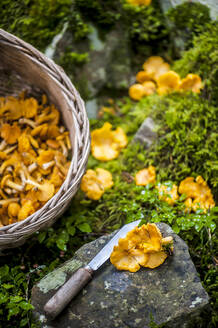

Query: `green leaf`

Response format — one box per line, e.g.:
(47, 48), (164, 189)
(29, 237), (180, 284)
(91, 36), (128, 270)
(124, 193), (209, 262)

(67, 226), (76, 236)
(77, 223), (92, 233)
(172, 225), (180, 233)
(18, 301), (34, 311)
(8, 307), (20, 319)
(2, 283), (14, 289)
(38, 231), (47, 243)
(10, 295), (23, 303)
(0, 265), (9, 277)
(0, 293), (8, 304)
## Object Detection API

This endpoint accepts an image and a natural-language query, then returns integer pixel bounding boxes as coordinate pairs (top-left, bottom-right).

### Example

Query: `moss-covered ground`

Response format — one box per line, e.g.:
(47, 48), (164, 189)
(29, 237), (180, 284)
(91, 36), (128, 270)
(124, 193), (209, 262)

(0, 1), (217, 327)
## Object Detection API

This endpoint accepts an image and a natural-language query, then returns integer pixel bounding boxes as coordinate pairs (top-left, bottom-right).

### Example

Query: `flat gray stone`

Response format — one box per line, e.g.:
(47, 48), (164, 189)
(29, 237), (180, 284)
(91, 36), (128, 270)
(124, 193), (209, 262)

(132, 117), (157, 148)
(32, 223), (209, 328)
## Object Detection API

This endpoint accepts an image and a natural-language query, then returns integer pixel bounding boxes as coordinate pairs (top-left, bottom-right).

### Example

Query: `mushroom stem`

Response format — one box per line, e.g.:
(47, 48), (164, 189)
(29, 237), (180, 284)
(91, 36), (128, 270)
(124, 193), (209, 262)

(55, 157), (68, 176)
(28, 162), (38, 173)
(0, 140), (7, 151)
(59, 126), (65, 133)
(19, 170), (26, 185)
(4, 145), (17, 154)
(25, 178), (41, 189)
(58, 140), (68, 157)
(4, 188), (13, 195)
(42, 160), (55, 170)
(66, 135), (71, 149)
(6, 166), (13, 172)
(162, 236), (173, 245)
(0, 198), (19, 207)
(19, 118), (36, 129)
(6, 180), (24, 192)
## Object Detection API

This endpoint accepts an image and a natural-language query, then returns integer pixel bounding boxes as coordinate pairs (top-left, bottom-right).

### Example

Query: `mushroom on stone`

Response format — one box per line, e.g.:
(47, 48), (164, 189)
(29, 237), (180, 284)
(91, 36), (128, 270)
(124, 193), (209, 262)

(110, 223), (173, 272)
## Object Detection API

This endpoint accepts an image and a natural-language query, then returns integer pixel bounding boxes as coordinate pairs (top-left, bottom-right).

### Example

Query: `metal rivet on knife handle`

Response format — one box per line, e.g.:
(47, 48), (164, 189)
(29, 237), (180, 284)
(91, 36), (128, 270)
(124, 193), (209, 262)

(44, 266), (93, 320)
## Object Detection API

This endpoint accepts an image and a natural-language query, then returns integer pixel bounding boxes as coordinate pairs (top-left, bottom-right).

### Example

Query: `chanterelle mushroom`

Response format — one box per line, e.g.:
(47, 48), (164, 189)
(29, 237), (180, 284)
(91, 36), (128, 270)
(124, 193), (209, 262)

(1, 174), (24, 192)
(91, 122), (128, 161)
(110, 223), (173, 272)
(25, 177), (55, 202)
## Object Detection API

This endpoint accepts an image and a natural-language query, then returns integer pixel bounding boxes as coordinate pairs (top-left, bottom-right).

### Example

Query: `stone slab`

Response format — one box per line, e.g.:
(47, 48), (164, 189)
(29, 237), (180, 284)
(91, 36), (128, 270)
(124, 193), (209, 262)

(132, 117), (157, 148)
(32, 223), (209, 328)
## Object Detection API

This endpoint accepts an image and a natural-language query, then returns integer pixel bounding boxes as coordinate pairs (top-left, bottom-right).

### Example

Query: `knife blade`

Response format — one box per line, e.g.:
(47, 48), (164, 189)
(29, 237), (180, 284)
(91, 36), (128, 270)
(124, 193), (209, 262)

(44, 220), (141, 319)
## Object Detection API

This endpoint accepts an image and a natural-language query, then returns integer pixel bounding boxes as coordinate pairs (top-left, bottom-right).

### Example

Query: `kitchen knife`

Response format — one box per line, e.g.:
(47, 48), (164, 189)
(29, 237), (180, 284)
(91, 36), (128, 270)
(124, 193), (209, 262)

(44, 220), (141, 319)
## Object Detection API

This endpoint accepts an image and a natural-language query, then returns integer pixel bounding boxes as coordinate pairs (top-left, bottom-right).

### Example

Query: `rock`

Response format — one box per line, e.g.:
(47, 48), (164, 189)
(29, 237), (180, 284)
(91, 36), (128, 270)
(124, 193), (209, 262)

(32, 223), (210, 328)
(132, 117), (157, 148)
(160, 0), (218, 20)
(54, 23), (131, 101)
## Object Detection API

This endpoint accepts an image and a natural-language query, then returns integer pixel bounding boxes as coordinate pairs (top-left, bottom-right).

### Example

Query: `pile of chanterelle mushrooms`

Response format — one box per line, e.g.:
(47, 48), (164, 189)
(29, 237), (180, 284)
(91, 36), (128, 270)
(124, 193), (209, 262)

(0, 93), (71, 226)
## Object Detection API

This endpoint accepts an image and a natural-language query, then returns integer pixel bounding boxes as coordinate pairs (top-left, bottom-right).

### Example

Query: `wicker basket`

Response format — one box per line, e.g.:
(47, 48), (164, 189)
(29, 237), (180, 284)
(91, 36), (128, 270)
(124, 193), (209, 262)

(0, 29), (90, 250)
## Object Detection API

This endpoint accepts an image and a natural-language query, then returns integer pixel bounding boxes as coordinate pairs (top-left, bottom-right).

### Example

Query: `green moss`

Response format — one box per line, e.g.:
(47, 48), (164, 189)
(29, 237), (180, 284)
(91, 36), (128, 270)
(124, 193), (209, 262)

(59, 51), (89, 67)
(122, 1), (169, 44)
(173, 22), (218, 103)
(75, 0), (120, 28)
(167, 2), (211, 50)
(0, 0), (72, 51)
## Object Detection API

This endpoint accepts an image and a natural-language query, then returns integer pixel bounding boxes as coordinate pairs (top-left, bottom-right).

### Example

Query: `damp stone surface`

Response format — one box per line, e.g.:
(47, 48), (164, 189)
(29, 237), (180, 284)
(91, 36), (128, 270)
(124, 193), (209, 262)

(32, 223), (210, 328)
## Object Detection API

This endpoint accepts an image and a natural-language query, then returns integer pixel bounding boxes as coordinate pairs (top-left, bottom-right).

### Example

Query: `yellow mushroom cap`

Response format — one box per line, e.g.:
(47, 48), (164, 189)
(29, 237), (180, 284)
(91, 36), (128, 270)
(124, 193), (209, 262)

(126, 0), (152, 6)
(36, 181), (55, 202)
(22, 97), (38, 118)
(143, 56), (170, 81)
(135, 166), (156, 186)
(179, 74), (202, 93)
(18, 133), (31, 153)
(138, 223), (162, 253)
(142, 250), (168, 269)
(110, 236), (149, 273)
(37, 150), (55, 167)
(110, 223), (173, 272)
(156, 183), (179, 205)
(91, 122), (128, 161)
(8, 203), (21, 217)
(18, 200), (35, 221)
(157, 71), (181, 95)
(0, 97), (23, 120)
(129, 84), (145, 101)
(1, 123), (21, 144)
(136, 71), (152, 83)
(81, 168), (114, 200)
(142, 81), (156, 96)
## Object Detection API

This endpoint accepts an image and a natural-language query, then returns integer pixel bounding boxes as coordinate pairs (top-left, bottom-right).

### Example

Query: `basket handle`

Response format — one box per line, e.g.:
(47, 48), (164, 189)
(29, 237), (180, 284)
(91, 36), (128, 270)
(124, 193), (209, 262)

(44, 266), (93, 319)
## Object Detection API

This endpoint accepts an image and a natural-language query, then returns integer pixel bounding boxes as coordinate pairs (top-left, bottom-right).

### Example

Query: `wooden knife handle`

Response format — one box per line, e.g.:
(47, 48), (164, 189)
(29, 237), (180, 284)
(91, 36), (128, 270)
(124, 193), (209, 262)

(44, 266), (93, 320)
